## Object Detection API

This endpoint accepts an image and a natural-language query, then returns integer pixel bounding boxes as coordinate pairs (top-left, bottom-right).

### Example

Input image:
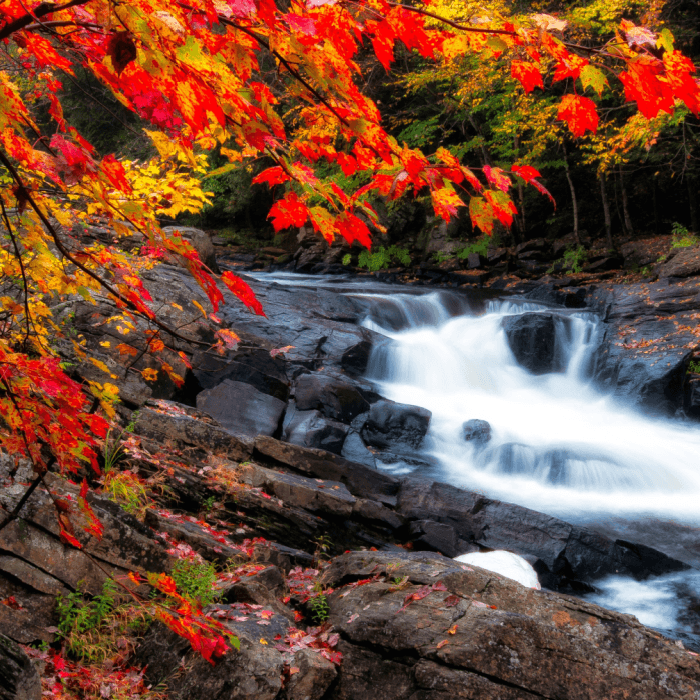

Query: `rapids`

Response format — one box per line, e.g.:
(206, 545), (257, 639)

(250, 272), (700, 646)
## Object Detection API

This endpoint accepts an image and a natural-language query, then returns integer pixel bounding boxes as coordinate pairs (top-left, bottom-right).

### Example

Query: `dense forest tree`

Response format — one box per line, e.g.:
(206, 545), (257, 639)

(0, 0), (698, 657)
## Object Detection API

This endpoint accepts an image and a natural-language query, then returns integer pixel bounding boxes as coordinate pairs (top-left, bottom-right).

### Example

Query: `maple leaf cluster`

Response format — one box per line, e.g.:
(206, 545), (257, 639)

(0, 0), (698, 661)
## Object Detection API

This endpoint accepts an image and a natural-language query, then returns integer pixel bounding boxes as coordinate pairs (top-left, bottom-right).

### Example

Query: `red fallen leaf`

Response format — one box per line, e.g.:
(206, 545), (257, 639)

(436, 639), (449, 649)
(107, 32), (137, 75)
(270, 345), (295, 357)
(1, 596), (23, 610)
(289, 666), (301, 675)
(444, 595), (461, 608)
(431, 581), (448, 592)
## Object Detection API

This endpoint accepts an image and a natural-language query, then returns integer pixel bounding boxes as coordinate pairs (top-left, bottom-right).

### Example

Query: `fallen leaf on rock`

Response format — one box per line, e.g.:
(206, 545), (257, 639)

(437, 639), (449, 649)
(444, 595), (461, 607)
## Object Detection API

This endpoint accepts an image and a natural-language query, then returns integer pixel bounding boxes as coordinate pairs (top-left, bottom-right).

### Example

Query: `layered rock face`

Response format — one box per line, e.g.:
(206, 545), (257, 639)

(5, 232), (700, 700)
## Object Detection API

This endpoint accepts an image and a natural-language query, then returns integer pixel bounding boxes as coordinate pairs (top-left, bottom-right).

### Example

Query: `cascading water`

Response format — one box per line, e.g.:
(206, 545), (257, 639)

(355, 288), (700, 644)
(360, 291), (700, 524)
(248, 272), (700, 643)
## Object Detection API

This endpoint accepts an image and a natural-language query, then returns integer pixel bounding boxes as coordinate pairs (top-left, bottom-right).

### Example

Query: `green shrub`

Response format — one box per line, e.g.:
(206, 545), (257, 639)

(548, 245), (588, 274)
(171, 557), (219, 607)
(357, 245), (411, 271)
(671, 222), (699, 248)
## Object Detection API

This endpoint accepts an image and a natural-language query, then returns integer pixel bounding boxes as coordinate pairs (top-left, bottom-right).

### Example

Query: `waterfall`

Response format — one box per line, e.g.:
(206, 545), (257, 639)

(360, 292), (700, 524)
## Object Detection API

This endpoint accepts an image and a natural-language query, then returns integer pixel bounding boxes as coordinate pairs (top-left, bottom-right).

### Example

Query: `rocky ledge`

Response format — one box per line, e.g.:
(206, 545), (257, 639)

(3, 237), (700, 700)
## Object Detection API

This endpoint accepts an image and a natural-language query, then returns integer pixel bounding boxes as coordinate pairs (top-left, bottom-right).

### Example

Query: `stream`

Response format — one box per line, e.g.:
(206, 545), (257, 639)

(251, 272), (700, 648)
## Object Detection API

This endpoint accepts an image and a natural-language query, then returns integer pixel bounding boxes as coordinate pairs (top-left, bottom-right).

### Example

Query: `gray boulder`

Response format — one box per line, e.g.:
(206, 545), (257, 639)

(294, 373), (369, 423)
(462, 419), (491, 444)
(284, 408), (348, 455)
(502, 313), (569, 375)
(361, 399), (431, 452)
(197, 379), (286, 438)
(0, 634), (41, 700)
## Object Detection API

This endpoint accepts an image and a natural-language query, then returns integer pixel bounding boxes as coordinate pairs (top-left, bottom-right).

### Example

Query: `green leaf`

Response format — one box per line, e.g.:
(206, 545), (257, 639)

(484, 37), (508, 58)
(579, 65), (608, 97)
(204, 162), (240, 179)
(657, 28), (674, 55)
(176, 35), (206, 65)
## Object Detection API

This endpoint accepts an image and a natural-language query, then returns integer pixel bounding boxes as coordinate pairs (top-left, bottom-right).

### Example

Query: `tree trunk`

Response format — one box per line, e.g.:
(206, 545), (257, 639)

(563, 143), (579, 244)
(514, 136), (526, 233)
(688, 174), (699, 234)
(599, 172), (613, 250)
(619, 165), (634, 237)
(653, 180), (660, 236)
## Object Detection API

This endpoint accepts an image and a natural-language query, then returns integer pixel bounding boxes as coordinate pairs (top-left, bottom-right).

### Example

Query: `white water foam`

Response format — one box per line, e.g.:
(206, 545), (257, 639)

(360, 293), (700, 525)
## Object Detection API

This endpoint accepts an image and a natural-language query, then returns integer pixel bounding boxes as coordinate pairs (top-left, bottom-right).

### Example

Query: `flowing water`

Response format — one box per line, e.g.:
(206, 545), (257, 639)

(359, 290), (700, 524)
(250, 273), (700, 645)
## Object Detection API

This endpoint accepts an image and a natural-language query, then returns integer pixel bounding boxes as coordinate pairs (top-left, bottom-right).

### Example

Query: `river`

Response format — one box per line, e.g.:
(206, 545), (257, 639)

(251, 272), (700, 648)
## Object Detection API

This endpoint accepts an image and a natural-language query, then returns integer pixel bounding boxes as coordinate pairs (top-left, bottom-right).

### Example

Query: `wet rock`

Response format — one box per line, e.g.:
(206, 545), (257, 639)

(253, 436), (400, 507)
(523, 283), (587, 308)
(321, 550), (700, 700)
(341, 430), (376, 469)
(588, 280), (700, 416)
(502, 312), (569, 375)
(408, 520), (461, 558)
(361, 399), (432, 452)
(284, 409), (348, 455)
(341, 340), (374, 377)
(685, 375), (700, 419)
(197, 379), (286, 438)
(238, 463), (356, 517)
(132, 400), (252, 461)
(0, 634), (41, 700)
(133, 615), (287, 700)
(461, 419), (491, 444)
(396, 479), (688, 587)
(657, 245), (700, 278)
(294, 373), (369, 422)
(284, 648), (337, 700)
(192, 349), (290, 401)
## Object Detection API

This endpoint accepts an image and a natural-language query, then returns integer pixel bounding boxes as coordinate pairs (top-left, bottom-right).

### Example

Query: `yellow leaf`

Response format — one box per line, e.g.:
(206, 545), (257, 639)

(99, 341), (111, 348)
(141, 367), (159, 381)
(88, 357), (110, 374)
(192, 299), (207, 317)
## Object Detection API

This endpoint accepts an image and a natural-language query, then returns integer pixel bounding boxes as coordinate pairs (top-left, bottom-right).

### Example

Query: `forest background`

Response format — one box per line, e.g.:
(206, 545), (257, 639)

(55, 0), (700, 257)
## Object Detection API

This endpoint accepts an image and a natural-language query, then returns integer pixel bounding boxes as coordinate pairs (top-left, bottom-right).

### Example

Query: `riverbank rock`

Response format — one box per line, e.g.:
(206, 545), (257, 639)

(320, 550), (700, 700)
(587, 279), (700, 416)
(0, 634), (41, 700)
(0, 466), (169, 644)
(197, 379), (286, 438)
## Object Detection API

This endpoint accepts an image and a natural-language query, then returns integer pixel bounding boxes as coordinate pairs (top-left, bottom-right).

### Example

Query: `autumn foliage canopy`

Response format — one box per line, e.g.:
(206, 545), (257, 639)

(0, 0), (698, 650)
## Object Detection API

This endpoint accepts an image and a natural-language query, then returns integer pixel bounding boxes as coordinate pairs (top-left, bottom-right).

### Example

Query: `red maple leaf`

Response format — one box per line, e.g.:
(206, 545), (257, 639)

(557, 94), (599, 137)
(511, 61), (544, 93)
(268, 192), (309, 230)
(221, 271), (265, 316)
